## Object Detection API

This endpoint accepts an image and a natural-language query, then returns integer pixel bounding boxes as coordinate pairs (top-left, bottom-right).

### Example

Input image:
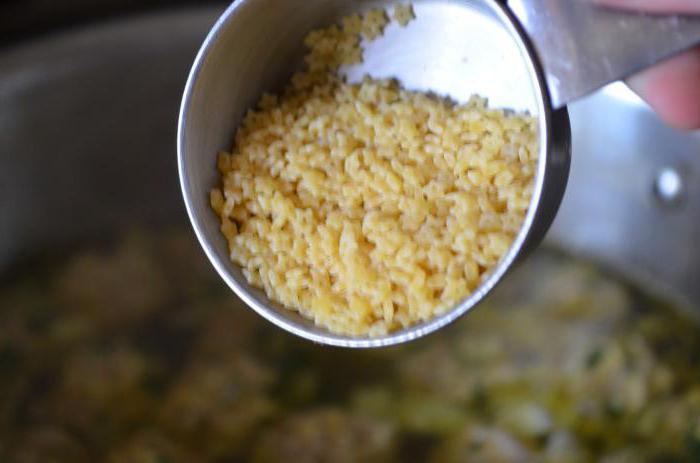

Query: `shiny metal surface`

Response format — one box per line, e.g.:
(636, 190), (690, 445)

(0, 8), (221, 272)
(654, 168), (685, 207)
(551, 82), (700, 316)
(178, 0), (571, 347)
(510, 0), (700, 108)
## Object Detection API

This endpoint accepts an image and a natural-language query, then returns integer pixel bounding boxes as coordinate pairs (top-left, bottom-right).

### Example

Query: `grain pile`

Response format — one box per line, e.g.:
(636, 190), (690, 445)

(211, 4), (538, 336)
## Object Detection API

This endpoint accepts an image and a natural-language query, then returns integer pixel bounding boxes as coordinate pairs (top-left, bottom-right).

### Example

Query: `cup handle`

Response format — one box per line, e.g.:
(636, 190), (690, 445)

(508, 0), (700, 108)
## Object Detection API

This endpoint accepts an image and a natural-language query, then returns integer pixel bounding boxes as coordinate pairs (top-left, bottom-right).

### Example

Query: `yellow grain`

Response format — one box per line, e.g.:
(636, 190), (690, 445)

(211, 5), (538, 336)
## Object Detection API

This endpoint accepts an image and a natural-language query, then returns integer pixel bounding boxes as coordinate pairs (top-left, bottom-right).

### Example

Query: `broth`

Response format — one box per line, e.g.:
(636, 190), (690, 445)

(1, 229), (698, 462)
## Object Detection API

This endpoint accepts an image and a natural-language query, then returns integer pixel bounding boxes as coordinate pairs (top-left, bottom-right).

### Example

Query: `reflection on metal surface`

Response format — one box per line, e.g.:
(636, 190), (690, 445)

(601, 81), (646, 107)
(0, 8), (222, 270)
(654, 168), (685, 207)
(343, 1), (538, 112)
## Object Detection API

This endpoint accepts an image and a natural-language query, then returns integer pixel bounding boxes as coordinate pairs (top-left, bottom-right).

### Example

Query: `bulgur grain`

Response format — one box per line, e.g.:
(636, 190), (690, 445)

(393, 3), (416, 27)
(360, 8), (390, 41)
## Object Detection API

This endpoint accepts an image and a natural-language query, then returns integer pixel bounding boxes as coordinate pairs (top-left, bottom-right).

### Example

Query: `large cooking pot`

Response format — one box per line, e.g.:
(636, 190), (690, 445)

(1, 7), (698, 313)
(1, 5), (699, 461)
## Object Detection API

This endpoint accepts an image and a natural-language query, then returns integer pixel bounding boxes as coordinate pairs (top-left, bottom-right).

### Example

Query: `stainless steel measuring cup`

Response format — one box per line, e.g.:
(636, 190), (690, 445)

(178, 0), (700, 347)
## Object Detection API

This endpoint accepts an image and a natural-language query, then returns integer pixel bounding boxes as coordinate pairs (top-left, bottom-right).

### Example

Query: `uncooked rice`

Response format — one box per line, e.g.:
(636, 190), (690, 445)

(211, 5), (538, 336)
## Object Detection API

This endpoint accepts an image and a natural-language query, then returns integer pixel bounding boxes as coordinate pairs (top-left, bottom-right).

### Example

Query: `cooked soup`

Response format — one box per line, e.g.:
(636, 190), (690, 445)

(1, 229), (698, 462)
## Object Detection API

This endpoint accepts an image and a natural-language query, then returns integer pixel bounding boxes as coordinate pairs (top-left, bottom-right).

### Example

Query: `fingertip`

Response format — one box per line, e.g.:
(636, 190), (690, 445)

(627, 48), (700, 131)
(593, 0), (700, 14)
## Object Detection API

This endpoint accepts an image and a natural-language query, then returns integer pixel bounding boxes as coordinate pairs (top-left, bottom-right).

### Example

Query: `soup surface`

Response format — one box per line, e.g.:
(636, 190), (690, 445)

(0, 229), (699, 462)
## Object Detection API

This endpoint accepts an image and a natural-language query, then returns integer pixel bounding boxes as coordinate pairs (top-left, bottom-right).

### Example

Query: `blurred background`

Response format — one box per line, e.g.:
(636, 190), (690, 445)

(1, 1), (699, 462)
(0, 0), (224, 45)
